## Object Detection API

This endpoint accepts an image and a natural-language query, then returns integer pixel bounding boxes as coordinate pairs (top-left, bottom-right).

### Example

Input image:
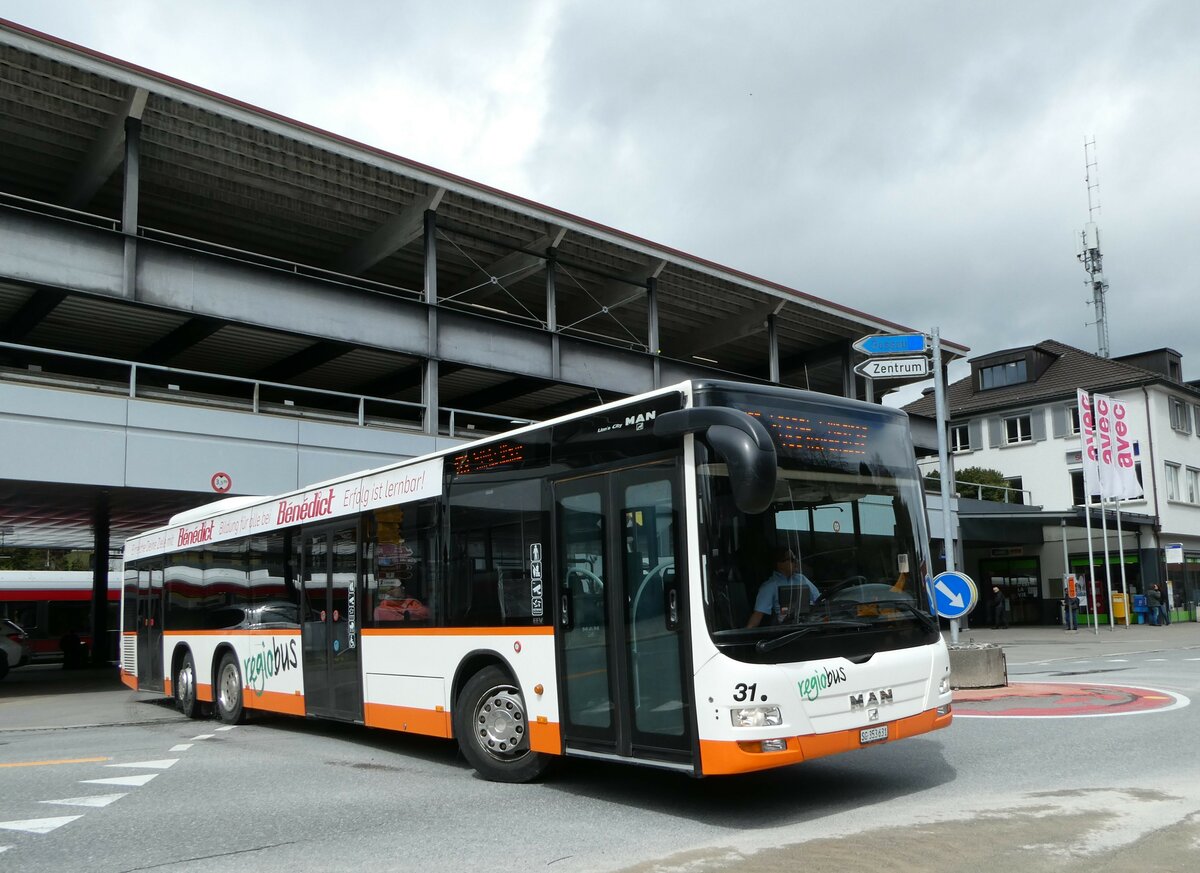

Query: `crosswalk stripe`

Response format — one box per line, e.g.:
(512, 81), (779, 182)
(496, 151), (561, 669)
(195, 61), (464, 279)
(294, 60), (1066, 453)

(215, 726), (236, 732)
(40, 793), (127, 808)
(0, 816), (82, 835)
(191, 734), (215, 740)
(81, 773), (158, 787)
(105, 759), (178, 770)
(169, 744), (193, 752)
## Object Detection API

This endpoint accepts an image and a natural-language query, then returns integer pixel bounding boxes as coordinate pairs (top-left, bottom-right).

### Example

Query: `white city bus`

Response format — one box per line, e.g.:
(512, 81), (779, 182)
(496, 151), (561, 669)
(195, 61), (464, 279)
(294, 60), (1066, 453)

(121, 379), (952, 781)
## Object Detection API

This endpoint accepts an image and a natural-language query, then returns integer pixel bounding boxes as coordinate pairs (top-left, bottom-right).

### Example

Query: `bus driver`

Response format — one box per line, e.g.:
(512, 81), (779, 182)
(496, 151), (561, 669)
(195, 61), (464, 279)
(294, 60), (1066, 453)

(746, 548), (821, 627)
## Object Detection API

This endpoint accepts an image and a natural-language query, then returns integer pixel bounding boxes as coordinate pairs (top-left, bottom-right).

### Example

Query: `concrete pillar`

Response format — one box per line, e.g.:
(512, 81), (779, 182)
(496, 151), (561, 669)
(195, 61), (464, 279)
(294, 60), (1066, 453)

(91, 490), (111, 665)
(121, 117), (141, 300)
(767, 313), (780, 383)
(647, 277), (661, 388)
(546, 248), (560, 380)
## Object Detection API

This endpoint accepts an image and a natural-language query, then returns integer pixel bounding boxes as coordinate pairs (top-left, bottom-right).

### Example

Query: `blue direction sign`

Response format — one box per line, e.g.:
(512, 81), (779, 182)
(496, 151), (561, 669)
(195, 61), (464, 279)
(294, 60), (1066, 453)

(853, 332), (929, 356)
(930, 570), (978, 620)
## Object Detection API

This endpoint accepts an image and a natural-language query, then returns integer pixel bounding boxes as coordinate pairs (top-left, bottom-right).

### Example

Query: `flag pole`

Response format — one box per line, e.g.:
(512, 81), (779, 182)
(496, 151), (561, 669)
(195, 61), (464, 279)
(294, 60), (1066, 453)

(1084, 491), (1099, 635)
(1115, 502), (1130, 627)
(1100, 497), (1115, 631)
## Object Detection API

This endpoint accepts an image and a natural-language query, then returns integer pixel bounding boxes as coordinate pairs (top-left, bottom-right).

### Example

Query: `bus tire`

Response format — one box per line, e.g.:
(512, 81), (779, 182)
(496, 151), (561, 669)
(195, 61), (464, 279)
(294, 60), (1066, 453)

(454, 666), (549, 783)
(215, 652), (246, 724)
(175, 651), (204, 719)
(0, 651), (8, 681)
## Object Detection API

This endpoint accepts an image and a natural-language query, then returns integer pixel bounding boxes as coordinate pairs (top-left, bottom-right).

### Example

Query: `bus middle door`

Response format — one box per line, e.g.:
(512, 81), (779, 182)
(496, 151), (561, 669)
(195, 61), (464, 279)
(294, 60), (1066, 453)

(300, 525), (364, 722)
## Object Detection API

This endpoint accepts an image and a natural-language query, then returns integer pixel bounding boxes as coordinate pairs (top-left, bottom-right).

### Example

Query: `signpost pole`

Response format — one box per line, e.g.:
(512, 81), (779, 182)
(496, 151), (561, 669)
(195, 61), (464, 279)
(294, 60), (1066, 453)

(931, 327), (958, 644)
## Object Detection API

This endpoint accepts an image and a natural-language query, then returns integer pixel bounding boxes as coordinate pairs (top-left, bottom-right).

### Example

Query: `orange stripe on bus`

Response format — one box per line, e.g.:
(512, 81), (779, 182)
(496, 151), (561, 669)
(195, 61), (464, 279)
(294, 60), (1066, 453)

(699, 707), (951, 775)
(162, 629), (301, 637)
(119, 671), (138, 690)
(163, 678), (172, 698)
(363, 701), (452, 738)
(244, 688), (306, 716)
(197, 682), (213, 703)
(361, 626), (555, 637)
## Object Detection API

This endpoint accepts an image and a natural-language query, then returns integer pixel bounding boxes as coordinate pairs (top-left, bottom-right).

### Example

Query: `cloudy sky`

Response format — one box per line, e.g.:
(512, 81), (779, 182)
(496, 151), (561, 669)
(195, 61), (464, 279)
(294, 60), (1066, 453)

(5, 1), (1198, 398)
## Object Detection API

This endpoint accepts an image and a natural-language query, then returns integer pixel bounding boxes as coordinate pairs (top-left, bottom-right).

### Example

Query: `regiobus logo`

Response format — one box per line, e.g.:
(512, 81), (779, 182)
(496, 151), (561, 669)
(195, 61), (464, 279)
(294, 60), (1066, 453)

(276, 488), (336, 525)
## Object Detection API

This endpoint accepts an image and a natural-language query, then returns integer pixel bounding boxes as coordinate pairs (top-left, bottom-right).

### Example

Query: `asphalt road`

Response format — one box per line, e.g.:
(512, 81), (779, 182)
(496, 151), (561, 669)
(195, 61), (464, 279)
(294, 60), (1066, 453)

(1, 625), (1197, 873)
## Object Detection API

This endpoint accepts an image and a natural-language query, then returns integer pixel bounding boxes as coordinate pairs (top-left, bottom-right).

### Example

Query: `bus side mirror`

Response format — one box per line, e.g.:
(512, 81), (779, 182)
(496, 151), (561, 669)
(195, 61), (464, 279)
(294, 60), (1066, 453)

(655, 407), (777, 514)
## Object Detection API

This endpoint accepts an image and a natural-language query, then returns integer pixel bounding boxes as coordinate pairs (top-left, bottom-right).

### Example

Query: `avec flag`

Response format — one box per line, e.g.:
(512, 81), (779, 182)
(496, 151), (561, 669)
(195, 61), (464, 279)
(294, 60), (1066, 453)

(1093, 392), (1143, 499)
(1077, 388), (1102, 498)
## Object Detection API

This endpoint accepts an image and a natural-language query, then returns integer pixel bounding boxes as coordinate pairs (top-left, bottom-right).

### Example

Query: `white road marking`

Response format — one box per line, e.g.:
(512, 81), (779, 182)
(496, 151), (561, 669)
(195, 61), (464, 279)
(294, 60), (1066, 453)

(1147, 658), (1167, 662)
(0, 845), (9, 853)
(1106, 659), (1129, 663)
(105, 758), (178, 770)
(191, 734), (215, 740)
(0, 816), (82, 835)
(169, 744), (193, 752)
(215, 726), (236, 732)
(81, 773), (158, 787)
(40, 793), (127, 808)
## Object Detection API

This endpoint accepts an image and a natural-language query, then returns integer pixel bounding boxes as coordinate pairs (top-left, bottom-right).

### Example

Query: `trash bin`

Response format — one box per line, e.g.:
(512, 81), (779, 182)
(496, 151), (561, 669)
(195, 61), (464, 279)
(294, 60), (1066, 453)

(1112, 592), (1127, 621)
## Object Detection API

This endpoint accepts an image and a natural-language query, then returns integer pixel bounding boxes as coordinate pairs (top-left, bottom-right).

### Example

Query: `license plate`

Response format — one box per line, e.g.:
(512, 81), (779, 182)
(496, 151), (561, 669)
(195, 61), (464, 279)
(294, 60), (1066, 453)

(860, 725), (889, 744)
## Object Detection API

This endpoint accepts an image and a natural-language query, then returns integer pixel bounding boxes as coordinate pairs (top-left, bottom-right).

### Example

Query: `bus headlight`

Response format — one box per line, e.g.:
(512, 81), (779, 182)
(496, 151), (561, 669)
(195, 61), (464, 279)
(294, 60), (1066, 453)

(731, 705), (782, 727)
(939, 676), (951, 695)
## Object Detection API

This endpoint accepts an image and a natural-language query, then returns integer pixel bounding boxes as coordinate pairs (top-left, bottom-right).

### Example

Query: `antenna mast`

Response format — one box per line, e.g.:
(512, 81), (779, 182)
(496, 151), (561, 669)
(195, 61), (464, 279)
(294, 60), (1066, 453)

(1077, 137), (1110, 357)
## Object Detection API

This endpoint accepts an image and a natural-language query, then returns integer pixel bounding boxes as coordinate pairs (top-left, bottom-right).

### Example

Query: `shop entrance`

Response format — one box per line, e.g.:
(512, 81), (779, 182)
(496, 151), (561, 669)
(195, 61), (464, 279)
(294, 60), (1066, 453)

(978, 556), (1042, 625)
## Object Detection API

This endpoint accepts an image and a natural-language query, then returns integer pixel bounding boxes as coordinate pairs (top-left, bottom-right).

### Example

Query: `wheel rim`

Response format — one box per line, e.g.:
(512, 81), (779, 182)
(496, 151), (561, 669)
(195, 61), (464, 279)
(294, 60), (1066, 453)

(473, 684), (529, 761)
(177, 660), (195, 707)
(218, 662), (240, 713)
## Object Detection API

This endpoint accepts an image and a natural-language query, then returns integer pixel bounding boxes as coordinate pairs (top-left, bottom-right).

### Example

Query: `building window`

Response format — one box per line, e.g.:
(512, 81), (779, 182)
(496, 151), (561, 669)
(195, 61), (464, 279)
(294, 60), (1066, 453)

(979, 360), (1028, 390)
(1165, 463), (1181, 501)
(950, 424), (970, 453)
(1169, 397), (1191, 433)
(1188, 468), (1200, 504)
(1004, 476), (1025, 504)
(1004, 414), (1032, 444)
(1194, 405), (1200, 436)
(1068, 405), (1080, 435)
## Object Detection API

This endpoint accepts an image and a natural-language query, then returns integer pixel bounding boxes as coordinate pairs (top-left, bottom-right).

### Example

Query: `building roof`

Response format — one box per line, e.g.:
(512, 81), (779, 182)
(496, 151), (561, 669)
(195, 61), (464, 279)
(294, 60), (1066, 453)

(904, 339), (1199, 419)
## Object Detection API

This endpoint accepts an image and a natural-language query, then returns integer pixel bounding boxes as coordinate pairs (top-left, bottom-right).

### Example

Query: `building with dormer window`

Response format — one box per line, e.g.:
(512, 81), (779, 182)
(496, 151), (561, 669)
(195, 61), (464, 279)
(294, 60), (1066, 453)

(904, 340), (1200, 626)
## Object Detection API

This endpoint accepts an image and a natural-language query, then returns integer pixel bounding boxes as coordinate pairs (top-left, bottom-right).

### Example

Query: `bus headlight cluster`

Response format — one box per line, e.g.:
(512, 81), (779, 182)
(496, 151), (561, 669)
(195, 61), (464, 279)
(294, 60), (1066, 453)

(731, 705), (782, 728)
(938, 676), (951, 695)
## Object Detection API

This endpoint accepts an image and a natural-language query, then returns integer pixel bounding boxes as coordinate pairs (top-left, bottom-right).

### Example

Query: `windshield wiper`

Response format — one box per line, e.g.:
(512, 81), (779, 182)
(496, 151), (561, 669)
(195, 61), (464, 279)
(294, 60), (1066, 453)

(755, 619), (870, 653)
(873, 600), (938, 633)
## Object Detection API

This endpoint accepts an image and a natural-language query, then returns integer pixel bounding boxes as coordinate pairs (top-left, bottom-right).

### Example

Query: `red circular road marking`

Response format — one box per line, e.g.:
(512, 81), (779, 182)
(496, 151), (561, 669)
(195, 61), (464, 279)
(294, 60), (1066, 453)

(953, 682), (1186, 718)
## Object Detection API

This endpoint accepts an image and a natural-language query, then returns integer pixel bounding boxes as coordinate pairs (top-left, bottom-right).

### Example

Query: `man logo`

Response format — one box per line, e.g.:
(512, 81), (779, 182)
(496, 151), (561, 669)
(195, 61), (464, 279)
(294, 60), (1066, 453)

(624, 411), (656, 431)
(849, 689), (894, 710)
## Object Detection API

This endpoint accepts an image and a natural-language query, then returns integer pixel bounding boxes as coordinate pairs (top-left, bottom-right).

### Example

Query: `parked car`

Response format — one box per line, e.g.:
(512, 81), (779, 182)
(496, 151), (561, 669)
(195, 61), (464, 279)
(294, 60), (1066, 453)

(1, 618), (32, 680)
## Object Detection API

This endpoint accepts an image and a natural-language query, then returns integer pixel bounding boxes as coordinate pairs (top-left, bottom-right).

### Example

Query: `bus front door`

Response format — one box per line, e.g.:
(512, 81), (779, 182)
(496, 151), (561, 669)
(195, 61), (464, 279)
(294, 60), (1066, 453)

(554, 464), (692, 767)
(136, 566), (164, 691)
(300, 526), (363, 722)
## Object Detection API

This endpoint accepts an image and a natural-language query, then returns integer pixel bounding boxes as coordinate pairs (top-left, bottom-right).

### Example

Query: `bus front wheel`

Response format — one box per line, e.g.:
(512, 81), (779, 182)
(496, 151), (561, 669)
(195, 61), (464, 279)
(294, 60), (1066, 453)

(454, 666), (549, 783)
(175, 651), (205, 719)
(215, 652), (246, 724)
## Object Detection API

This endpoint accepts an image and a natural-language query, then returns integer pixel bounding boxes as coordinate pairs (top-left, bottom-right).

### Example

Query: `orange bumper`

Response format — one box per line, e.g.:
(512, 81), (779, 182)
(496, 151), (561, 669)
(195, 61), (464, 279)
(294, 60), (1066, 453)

(699, 706), (952, 775)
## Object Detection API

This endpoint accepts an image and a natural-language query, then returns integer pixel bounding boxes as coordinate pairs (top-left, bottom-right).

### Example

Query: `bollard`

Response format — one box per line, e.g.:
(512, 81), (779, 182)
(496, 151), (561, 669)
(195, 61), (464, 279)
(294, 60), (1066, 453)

(947, 642), (1007, 689)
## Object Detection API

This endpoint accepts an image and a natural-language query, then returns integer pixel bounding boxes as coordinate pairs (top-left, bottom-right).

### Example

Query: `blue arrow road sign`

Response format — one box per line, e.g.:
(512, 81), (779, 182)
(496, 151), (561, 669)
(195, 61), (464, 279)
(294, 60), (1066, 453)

(931, 571), (978, 620)
(852, 332), (929, 356)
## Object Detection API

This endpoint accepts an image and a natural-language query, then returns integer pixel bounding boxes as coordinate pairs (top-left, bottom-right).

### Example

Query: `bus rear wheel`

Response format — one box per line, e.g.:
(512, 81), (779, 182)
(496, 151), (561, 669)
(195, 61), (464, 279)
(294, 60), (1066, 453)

(215, 652), (246, 724)
(174, 651), (205, 719)
(454, 666), (549, 783)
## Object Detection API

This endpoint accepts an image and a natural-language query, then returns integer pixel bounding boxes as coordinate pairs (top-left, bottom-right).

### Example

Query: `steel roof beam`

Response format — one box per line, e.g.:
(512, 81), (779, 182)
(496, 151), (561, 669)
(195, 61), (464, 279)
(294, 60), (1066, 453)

(448, 375), (549, 412)
(59, 86), (148, 209)
(352, 361), (466, 398)
(0, 289), (68, 342)
(334, 187), (445, 276)
(671, 299), (786, 358)
(139, 316), (227, 364)
(255, 340), (351, 382)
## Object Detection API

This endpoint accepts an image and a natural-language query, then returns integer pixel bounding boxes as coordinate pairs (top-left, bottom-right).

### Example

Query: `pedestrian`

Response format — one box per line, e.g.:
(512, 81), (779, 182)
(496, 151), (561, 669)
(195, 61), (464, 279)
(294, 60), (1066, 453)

(1063, 575), (1079, 632)
(1157, 584), (1171, 626)
(1145, 584), (1161, 626)
(991, 585), (1008, 629)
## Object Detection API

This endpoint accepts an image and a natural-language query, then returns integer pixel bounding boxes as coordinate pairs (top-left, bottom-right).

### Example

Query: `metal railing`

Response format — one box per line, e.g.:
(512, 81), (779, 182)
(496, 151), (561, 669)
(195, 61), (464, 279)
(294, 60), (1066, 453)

(924, 476), (1032, 505)
(0, 340), (531, 439)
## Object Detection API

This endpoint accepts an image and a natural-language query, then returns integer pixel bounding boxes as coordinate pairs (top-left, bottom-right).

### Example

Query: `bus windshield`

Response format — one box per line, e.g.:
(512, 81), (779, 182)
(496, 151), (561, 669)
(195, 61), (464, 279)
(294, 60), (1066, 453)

(696, 393), (935, 662)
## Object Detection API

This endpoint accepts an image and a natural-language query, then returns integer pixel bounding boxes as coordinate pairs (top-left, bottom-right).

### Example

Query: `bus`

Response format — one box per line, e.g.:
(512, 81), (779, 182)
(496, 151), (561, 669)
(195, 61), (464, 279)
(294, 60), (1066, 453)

(120, 379), (952, 781)
(0, 571), (121, 661)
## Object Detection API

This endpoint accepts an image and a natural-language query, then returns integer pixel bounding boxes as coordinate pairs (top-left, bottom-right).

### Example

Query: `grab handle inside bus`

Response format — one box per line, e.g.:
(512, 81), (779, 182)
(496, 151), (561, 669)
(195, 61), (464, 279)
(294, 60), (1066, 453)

(654, 407), (777, 514)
